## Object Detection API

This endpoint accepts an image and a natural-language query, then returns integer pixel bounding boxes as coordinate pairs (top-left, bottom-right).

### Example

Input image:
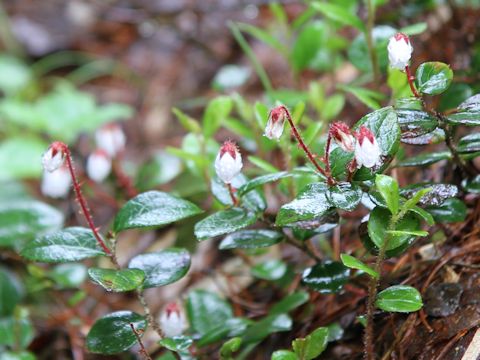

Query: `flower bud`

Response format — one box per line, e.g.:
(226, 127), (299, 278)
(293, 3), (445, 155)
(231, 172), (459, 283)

(330, 122), (355, 152)
(160, 302), (186, 338)
(95, 123), (126, 157)
(41, 165), (72, 198)
(387, 33), (413, 70)
(354, 126), (382, 169)
(265, 106), (287, 140)
(86, 149), (111, 183)
(215, 140), (242, 184)
(42, 141), (66, 172)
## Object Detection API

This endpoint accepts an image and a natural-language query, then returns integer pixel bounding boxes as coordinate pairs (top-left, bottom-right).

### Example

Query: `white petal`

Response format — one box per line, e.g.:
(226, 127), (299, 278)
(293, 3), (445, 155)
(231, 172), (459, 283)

(41, 168), (71, 198)
(42, 150), (65, 172)
(355, 139), (382, 169)
(95, 126), (126, 157)
(87, 153), (111, 183)
(215, 152), (243, 183)
(388, 37), (413, 70)
(160, 312), (186, 338)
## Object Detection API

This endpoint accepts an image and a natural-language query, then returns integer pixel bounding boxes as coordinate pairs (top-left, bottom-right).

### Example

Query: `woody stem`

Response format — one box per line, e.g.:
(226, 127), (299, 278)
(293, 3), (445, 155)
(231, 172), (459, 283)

(61, 143), (113, 257)
(227, 183), (238, 206)
(405, 65), (420, 98)
(280, 106), (332, 181)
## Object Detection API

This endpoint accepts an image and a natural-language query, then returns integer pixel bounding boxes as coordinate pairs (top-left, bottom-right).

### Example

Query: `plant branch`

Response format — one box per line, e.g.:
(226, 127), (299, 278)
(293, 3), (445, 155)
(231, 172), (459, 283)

(137, 290), (164, 338)
(61, 143), (113, 258)
(280, 106), (335, 185)
(130, 323), (153, 360)
(227, 183), (239, 206)
(366, 0), (380, 85)
(404, 65), (420, 98)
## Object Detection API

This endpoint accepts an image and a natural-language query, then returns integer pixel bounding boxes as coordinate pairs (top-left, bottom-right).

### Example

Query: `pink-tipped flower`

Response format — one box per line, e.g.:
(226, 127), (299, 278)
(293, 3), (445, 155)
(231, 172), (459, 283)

(215, 140), (242, 184)
(86, 149), (112, 183)
(41, 165), (71, 198)
(330, 122), (355, 152)
(354, 126), (382, 169)
(42, 141), (66, 172)
(95, 123), (126, 158)
(387, 33), (413, 70)
(160, 302), (186, 338)
(265, 106), (287, 140)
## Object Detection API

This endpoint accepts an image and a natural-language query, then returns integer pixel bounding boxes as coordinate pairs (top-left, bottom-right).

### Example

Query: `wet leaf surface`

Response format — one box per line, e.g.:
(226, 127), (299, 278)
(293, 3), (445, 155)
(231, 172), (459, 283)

(21, 227), (106, 263)
(415, 62), (453, 95)
(302, 261), (350, 294)
(187, 290), (233, 336)
(396, 109), (438, 139)
(446, 93), (480, 126)
(397, 151), (451, 167)
(113, 191), (203, 233)
(194, 208), (257, 240)
(401, 183), (458, 206)
(86, 311), (146, 354)
(128, 248), (190, 288)
(88, 268), (145, 292)
(326, 182), (362, 211)
(376, 285), (423, 312)
(219, 229), (284, 250)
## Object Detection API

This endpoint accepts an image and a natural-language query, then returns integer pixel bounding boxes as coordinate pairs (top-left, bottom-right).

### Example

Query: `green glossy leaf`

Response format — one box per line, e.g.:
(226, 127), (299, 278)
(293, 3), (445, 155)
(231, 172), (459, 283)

(401, 183), (458, 206)
(21, 227), (106, 263)
(401, 187), (432, 213)
(0, 267), (23, 316)
(396, 109), (438, 141)
(376, 285), (423, 312)
(276, 183), (331, 226)
(302, 261), (350, 294)
(360, 222), (415, 258)
(187, 290), (233, 336)
(203, 96), (234, 138)
(251, 260), (287, 281)
(458, 133), (480, 153)
(426, 198), (467, 223)
(397, 151), (451, 167)
(88, 268), (145, 292)
(220, 337), (242, 360)
(0, 200), (64, 247)
(270, 291), (309, 315)
(292, 21), (332, 72)
(311, 2), (365, 31)
(159, 335), (193, 352)
(463, 175), (480, 194)
(219, 230), (283, 250)
(326, 182), (362, 211)
(271, 350), (298, 360)
(340, 254), (378, 278)
(375, 175), (399, 215)
(329, 147), (354, 179)
(446, 94), (480, 126)
(292, 327), (329, 360)
(237, 172), (291, 197)
(415, 62), (453, 95)
(195, 208), (257, 240)
(242, 313), (292, 343)
(386, 230), (428, 237)
(172, 107), (201, 133)
(128, 248), (190, 289)
(337, 84), (384, 110)
(114, 191), (202, 233)
(368, 207), (420, 250)
(409, 206), (435, 226)
(86, 311), (147, 354)
(49, 263), (87, 289)
(353, 107), (400, 180)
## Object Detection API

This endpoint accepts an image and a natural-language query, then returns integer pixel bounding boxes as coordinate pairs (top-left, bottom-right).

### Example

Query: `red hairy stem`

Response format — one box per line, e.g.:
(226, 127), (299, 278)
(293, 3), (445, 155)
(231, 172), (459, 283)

(405, 65), (420, 98)
(280, 106), (334, 184)
(129, 323), (152, 360)
(61, 143), (112, 256)
(227, 183), (238, 206)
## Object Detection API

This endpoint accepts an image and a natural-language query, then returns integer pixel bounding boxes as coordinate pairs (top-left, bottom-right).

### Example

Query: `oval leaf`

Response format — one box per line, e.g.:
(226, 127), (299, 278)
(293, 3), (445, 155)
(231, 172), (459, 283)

(219, 229), (283, 250)
(194, 208), (257, 240)
(326, 182), (362, 211)
(251, 260), (287, 281)
(86, 311), (146, 354)
(88, 268), (145, 292)
(128, 248), (190, 289)
(340, 254), (379, 279)
(21, 227), (106, 263)
(376, 285), (423, 312)
(113, 191), (202, 233)
(415, 62), (453, 95)
(187, 290), (233, 336)
(446, 93), (480, 126)
(302, 261), (350, 294)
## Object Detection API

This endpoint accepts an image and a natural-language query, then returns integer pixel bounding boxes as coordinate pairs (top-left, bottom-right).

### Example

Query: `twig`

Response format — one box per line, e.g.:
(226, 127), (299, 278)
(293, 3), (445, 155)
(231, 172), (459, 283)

(404, 65), (420, 98)
(130, 323), (153, 360)
(137, 290), (164, 338)
(227, 183), (239, 206)
(284, 234), (322, 262)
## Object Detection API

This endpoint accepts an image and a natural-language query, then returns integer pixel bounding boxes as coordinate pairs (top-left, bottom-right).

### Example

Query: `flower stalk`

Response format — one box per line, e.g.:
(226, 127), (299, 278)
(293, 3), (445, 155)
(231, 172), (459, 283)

(405, 65), (420, 98)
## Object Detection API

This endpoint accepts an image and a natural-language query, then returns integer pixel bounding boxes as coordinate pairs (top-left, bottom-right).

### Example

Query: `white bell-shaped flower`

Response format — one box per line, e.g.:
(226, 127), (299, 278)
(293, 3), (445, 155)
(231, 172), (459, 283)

(388, 33), (413, 70)
(265, 106), (287, 140)
(86, 149), (112, 183)
(354, 126), (382, 169)
(41, 165), (72, 198)
(95, 123), (126, 157)
(160, 302), (187, 338)
(215, 140), (242, 184)
(42, 142), (66, 172)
